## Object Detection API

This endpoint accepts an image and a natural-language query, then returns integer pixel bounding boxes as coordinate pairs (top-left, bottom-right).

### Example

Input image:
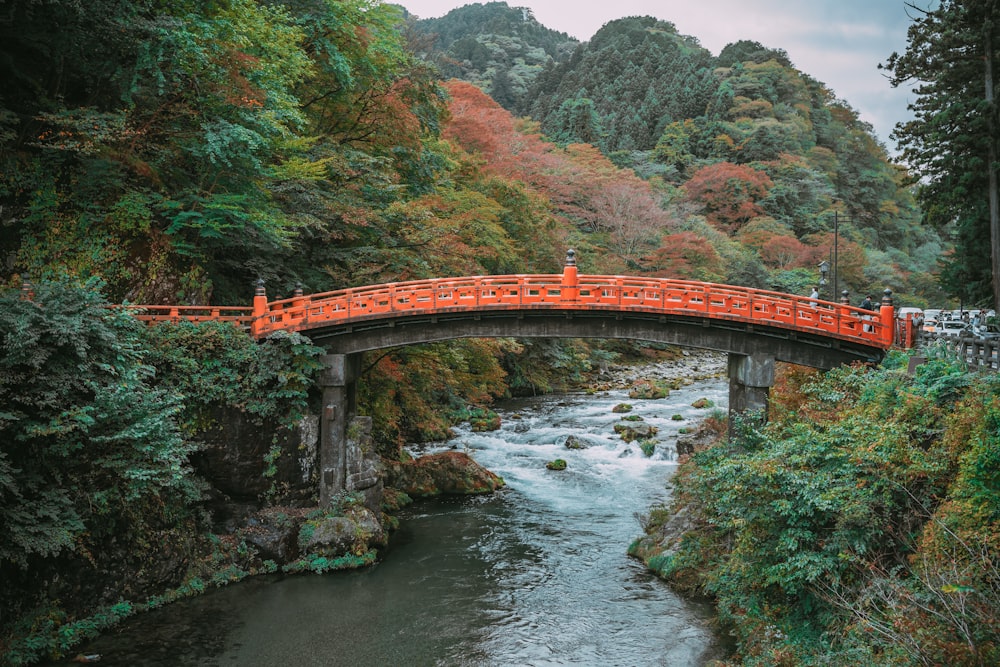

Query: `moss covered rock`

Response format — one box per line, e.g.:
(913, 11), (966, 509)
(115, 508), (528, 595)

(614, 421), (659, 442)
(383, 451), (504, 497)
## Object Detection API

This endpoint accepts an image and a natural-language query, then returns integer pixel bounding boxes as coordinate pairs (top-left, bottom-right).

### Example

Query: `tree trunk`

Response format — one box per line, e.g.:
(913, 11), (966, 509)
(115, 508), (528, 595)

(987, 5), (1000, 313)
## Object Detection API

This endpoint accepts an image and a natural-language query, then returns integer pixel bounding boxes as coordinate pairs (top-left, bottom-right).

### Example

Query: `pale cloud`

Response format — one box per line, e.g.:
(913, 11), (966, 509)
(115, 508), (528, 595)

(400, 0), (917, 151)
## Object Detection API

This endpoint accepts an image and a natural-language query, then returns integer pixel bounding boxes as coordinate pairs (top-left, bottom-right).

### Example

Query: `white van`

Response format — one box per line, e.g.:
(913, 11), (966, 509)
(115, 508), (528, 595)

(896, 307), (923, 321)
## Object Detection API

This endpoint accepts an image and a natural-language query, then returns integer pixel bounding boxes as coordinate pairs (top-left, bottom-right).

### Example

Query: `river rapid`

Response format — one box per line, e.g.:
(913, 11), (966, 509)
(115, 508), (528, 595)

(58, 356), (730, 666)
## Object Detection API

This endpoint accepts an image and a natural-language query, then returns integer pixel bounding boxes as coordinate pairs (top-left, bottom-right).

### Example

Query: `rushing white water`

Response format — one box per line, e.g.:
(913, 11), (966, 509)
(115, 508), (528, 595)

(54, 375), (729, 666)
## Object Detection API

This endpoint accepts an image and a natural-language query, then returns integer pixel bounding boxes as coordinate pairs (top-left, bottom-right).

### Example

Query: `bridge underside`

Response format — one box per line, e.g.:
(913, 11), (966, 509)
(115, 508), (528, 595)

(303, 310), (884, 368)
(310, 311), (884, 508)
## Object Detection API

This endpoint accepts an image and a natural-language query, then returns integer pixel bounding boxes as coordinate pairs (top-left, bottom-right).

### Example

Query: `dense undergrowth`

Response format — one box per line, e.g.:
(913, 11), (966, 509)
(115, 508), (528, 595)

(634, 350), (1000, 666)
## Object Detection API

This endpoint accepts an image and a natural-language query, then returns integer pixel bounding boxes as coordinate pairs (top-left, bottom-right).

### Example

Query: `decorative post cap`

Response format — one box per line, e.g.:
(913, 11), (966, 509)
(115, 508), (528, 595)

(293, 282), (303, 298)
(882, 288), (893, 306)
(840, 289), (850, 304)
(565, 248), (576, 267)
(255, 277), (266, 297)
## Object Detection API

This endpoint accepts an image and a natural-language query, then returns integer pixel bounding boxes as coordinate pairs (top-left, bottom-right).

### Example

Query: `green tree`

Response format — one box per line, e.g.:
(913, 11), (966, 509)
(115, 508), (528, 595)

(0, 280), (198, 624)
(884, 0), (1000, 309)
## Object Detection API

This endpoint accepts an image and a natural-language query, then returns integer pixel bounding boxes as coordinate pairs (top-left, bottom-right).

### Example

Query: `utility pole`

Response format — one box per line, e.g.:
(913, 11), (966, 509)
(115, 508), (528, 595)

(833, 210), (840, 299)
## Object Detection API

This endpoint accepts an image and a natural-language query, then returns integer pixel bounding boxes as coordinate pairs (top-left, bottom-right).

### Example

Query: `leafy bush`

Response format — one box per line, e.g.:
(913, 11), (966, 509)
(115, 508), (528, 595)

(0, 280), (198, 568)
(139, 321), (325, 432)
(0, 280), (201, 653)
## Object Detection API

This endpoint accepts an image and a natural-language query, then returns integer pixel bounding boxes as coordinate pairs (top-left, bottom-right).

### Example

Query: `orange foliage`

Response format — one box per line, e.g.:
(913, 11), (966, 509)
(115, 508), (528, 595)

(641, 231), (723, 280)
(683, 162), (773, 234)
(768, 363), (823, 423)
(442, 80), (672, 262)
(759, 235), (809, 269)
(801, 232), (867, 288)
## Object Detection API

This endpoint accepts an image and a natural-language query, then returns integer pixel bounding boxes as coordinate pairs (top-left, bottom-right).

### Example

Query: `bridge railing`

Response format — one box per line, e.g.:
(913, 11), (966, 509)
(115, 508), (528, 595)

(125, 305), (254, 325)
(244, 274), (891, 348)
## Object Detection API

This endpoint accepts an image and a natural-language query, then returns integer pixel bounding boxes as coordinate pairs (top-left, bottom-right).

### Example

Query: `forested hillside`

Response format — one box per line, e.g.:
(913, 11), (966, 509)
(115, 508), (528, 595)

(412, 5), (949, 307)
(403, 1), (578, 111)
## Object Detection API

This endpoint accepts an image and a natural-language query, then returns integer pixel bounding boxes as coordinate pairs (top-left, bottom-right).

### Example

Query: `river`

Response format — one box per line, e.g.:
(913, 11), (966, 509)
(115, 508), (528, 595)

(58, 370), (729, 666)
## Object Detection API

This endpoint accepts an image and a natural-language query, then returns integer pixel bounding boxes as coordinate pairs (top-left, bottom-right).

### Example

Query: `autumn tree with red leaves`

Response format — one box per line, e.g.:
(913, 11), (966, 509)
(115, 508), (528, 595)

(641, 231), (724, 281)
(683, 162), (774, 234)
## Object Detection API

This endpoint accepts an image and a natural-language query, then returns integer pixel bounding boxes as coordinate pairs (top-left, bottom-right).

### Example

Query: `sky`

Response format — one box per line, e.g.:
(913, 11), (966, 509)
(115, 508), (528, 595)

(399, 0), (926, 153)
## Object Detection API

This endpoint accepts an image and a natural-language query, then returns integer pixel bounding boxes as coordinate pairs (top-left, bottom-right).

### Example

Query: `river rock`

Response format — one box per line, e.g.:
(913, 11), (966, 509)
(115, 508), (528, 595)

(675, 420), (724, 457)
(564, 434), (589, 449)
(383, 451), (505, 497)
(241, 508), (306, 563)
(629, 505), (697, 580)
(614, 421), (658, 442)
(628, 380), (670, 400)
(192, 408), (319, 529)
(598, 350), (726, 390)
(298, 505), (385, 558)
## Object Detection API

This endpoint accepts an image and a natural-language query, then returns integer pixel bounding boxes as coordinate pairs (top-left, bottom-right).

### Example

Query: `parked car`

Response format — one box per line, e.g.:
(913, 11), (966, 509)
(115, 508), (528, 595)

(933, 320), (972, 338)
(971, 323), (1000, 340)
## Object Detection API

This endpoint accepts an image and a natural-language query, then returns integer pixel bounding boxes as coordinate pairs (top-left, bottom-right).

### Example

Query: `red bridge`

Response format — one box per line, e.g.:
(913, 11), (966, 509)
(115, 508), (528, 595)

(127, 251), (899, 507)
(133, 256), (895, 355)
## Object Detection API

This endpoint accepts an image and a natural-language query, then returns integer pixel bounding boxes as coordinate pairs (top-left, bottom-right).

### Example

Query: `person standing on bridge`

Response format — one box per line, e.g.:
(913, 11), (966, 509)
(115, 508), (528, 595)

(809, 286), (819, 307)
(859, 294), (876, 332)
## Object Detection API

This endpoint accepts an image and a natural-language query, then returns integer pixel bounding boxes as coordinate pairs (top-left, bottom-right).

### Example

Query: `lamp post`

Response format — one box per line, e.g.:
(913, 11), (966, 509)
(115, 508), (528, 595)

(818, 260), (830, 299)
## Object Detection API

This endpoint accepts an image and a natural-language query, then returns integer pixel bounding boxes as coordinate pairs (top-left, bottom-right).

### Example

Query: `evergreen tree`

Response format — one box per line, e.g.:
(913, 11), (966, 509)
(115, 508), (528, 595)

(884, 0), (1000, 309)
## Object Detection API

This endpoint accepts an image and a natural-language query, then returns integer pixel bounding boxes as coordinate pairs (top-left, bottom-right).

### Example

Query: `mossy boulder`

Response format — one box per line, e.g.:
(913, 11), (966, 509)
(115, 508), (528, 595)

(612, 403), (633, 413)
(628, 380), (670, 400)
(546, 459), (567, 471)
(691, 398), (715, 409)
(614, 421), (659, 442)
(383, 451), (504, 497)
(564, 435), (589, 449)
(297, 504), (386, 559)
(468, 408), (501, 432)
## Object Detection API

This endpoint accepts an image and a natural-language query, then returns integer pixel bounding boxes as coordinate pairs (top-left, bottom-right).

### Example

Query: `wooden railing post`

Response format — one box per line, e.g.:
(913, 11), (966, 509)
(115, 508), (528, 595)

(561, 249), (578, 303)
(252, 278), (268, 338)
(880, 288), (895, 347)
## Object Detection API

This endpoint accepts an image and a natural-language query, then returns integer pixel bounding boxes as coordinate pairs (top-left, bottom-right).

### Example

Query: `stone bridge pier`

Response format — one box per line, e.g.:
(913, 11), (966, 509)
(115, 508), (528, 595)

(317, 353), (380, 509)
(727, 352), (775, 423)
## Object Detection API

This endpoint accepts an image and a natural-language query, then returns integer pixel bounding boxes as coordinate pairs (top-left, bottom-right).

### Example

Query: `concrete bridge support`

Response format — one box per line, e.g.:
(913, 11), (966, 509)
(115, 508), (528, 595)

(317, 353), (361, 508)
(728, 352), (775, 423)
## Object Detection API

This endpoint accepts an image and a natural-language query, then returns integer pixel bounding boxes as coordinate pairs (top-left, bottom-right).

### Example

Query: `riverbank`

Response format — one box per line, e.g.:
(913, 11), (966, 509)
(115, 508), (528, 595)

(627, 351), (1000, 665)
(590, 348), (727, 390)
